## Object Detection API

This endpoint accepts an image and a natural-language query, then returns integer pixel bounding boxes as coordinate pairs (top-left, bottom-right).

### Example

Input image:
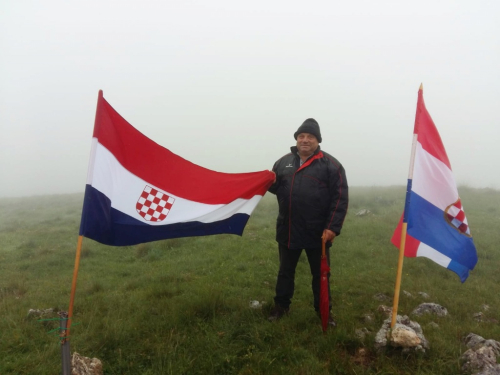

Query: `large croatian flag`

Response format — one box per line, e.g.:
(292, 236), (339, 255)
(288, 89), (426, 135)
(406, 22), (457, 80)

(391, 87), (478, 282)
(80, 91), (275, 246)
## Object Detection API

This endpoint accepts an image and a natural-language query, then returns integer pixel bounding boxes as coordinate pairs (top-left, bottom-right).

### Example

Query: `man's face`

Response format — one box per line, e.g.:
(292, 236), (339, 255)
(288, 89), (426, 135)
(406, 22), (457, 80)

(296, 133), (319, 156)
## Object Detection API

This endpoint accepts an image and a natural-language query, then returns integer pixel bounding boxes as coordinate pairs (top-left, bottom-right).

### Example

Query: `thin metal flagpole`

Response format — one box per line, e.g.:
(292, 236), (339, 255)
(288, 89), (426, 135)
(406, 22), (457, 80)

(391, 84), (422, 328)
(60, 311), (71, 375)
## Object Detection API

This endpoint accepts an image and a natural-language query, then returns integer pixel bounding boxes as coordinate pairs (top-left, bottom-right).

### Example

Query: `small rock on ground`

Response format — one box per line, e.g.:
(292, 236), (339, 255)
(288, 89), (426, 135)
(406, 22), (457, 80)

(72, 352), (103, 375)
(411, 303), (448, 317)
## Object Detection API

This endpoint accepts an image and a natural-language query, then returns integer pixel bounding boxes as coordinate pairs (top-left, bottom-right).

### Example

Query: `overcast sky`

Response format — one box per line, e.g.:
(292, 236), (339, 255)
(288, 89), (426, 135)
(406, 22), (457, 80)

(0, 0), (498, 198)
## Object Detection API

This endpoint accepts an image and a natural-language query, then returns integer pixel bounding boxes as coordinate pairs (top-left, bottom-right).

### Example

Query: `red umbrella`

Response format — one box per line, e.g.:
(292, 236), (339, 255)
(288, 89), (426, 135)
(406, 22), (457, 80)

(320, 237), (330, 332)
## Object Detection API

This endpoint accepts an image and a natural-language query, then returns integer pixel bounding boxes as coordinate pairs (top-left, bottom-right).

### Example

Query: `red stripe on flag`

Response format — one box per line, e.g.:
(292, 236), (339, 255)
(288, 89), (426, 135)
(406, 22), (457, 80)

(92, 94), (274, 204)
(391, 215), (419, 257)
(413, 89), (451, 169)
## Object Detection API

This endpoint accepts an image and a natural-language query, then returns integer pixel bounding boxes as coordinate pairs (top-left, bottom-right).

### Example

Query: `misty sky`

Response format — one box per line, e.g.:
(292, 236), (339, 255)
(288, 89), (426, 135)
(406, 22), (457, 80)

(1, 0), (498, 198)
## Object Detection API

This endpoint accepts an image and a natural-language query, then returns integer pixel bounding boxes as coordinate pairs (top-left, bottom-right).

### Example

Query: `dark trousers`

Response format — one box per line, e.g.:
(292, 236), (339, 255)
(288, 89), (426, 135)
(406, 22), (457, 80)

(274, 242), (331, 311)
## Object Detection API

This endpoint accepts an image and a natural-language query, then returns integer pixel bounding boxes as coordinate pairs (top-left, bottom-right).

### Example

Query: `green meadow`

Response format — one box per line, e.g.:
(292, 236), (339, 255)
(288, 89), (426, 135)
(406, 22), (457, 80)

(0, 186), (499, 374)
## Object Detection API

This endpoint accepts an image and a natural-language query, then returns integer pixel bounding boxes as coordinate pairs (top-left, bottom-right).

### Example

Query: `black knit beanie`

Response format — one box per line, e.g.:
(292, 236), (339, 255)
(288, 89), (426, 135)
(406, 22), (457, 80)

(294, 118), (322, 143)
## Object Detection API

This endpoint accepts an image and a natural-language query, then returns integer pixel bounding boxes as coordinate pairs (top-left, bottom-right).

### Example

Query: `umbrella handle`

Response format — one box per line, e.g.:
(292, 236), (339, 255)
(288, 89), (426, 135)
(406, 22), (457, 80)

(321, 236), (326, 258)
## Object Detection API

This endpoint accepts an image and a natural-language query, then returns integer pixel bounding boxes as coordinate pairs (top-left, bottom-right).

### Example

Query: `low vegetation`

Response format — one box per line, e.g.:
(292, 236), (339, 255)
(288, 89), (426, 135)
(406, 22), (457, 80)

(0, 186), (499, 374)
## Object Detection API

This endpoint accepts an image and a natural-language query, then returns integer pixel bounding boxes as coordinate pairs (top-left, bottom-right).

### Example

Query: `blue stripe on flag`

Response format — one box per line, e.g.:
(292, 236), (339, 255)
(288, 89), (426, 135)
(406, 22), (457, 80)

(79, 185), (251, 246)
(406, 191), (477, 282)
(447, 260), (471, 283)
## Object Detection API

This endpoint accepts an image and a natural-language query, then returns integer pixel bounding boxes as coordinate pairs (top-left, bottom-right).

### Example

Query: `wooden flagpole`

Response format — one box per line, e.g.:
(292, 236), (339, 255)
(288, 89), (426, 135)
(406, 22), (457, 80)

(59, 235), (83, 373)
(391, 84), (422, 328)
(391, 223), (408, 328)
(66, 90), (101, 336)
(60, 90), (102, 371)
(67, 235), (84, 337)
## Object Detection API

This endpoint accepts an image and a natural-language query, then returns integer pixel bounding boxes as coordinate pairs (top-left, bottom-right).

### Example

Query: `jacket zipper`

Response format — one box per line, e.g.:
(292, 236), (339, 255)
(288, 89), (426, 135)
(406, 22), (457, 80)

(287, 151), (324, 248)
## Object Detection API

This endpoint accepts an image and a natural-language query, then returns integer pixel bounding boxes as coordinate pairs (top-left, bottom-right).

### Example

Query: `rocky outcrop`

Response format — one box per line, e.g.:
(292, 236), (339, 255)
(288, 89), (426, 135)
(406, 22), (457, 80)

(27, 308), (55, 317)
(411, 303), (448, 317)
(402, 290), (413, 298)
(418, 292), (430, 299)
(464, 333), (500, 356)
(374, 315), (429, 352)
(390, 324), (421, 347)
(373, 293), (391, 302)
(72, 352), (103, 375)
(355, 209), (371, 216)
(377, 305), (392, 316)
(461, 333), (500, 374)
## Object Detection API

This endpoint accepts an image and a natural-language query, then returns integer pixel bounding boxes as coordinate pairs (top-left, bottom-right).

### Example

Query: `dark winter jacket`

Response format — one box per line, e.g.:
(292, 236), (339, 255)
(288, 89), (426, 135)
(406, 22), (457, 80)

(268, 146), (348, 249)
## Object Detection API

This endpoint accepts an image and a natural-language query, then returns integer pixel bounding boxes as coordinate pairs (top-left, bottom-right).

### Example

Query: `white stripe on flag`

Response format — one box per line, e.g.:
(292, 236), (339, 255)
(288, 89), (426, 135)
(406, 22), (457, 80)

(412, 142), (458, 211)
(86, 138), (99, 185)
(416, 242), (452, 268)
(90, 142), (262, 225)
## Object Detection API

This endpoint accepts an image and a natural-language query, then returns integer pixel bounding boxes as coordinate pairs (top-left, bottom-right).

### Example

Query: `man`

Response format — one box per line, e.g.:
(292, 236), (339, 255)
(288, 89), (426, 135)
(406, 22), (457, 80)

(267, 118), (348, 325)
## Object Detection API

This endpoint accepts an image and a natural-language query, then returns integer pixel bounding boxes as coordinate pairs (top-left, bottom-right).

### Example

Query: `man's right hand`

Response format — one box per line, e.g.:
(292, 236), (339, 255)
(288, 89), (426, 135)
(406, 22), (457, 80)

(322, 229), (336, 244)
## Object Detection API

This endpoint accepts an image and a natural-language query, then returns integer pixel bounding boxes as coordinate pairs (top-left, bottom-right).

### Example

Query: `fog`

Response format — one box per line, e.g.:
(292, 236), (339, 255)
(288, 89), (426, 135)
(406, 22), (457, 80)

(1, 0), (498, 198)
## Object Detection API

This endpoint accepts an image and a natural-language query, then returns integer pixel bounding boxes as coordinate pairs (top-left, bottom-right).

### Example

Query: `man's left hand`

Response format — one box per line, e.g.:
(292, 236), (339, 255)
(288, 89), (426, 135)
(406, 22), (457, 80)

(322, 229), (336, 243)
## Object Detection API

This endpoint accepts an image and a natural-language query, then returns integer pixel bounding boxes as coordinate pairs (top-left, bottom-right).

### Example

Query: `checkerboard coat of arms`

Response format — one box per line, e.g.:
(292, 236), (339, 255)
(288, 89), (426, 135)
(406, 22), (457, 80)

(444, 198), (471, 237)
(136, 186), (175, 222)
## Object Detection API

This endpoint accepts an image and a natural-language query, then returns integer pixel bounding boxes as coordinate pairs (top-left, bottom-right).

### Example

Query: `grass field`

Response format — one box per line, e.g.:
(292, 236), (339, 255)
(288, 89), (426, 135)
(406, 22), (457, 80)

(0, 186), (499, 374)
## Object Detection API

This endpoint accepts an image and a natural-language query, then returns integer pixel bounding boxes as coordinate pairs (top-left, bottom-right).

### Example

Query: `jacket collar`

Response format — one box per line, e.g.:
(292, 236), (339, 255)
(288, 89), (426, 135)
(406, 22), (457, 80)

(291, 145), (323, 172)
